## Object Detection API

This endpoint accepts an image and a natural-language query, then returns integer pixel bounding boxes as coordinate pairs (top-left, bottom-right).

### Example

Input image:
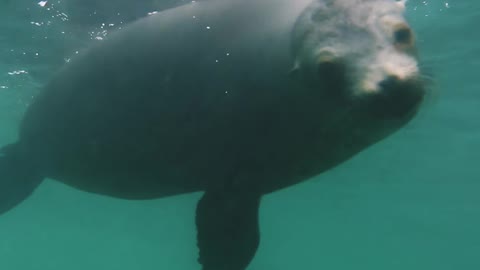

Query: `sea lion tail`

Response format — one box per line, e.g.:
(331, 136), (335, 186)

(0, 143), (44, 215)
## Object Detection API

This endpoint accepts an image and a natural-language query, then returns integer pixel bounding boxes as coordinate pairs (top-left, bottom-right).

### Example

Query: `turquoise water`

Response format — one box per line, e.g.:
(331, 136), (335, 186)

(0, 1), (478, 269)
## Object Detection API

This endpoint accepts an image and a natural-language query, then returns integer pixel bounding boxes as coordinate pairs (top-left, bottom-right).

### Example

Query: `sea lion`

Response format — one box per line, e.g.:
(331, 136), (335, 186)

(62, 0), (191, 26)
(0, 0), (426, 269)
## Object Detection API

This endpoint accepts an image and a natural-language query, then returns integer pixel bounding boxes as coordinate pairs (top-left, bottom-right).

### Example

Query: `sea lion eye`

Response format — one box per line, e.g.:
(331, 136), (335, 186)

(393, 26), (414, 49)
(394, 28), (411, 44)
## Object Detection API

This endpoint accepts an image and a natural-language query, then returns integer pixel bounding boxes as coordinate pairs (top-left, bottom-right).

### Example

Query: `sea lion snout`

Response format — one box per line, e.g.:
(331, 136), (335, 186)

(365, 75), (425, 118)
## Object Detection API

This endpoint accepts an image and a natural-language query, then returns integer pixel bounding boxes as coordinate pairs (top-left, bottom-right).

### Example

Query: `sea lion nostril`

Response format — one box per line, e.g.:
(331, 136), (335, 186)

(378, 76), (401, 90)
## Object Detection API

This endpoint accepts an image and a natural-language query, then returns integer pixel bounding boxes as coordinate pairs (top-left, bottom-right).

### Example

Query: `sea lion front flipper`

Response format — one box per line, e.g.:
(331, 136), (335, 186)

(195, 190), (262, 270)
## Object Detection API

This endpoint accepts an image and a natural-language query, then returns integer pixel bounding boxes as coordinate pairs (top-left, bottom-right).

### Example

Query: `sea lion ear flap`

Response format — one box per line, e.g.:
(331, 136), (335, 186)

(289, 60), (301, 78)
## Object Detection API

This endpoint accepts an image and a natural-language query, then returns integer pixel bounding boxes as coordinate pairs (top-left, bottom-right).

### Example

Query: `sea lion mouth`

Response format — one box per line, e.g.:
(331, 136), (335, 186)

(358, 75), (426, 119)
(311, 58), (425, 120)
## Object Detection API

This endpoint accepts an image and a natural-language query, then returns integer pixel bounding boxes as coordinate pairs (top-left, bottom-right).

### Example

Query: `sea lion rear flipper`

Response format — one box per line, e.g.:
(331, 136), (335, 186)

(0, 144), (43, 215)
(195, 190), (262, 270)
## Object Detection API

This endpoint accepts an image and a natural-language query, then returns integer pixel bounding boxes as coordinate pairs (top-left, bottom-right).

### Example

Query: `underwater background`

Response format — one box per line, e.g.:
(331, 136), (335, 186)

(0, 0), (478, 269)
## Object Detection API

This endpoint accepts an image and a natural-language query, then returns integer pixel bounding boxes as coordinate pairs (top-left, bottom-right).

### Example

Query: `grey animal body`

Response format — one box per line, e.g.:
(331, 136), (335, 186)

(0, 0), (426, 269)
(63, 0), (196, 26)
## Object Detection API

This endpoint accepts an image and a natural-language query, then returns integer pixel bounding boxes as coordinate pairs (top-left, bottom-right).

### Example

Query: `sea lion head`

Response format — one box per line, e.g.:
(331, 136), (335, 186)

(291, 0), (426, 144)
